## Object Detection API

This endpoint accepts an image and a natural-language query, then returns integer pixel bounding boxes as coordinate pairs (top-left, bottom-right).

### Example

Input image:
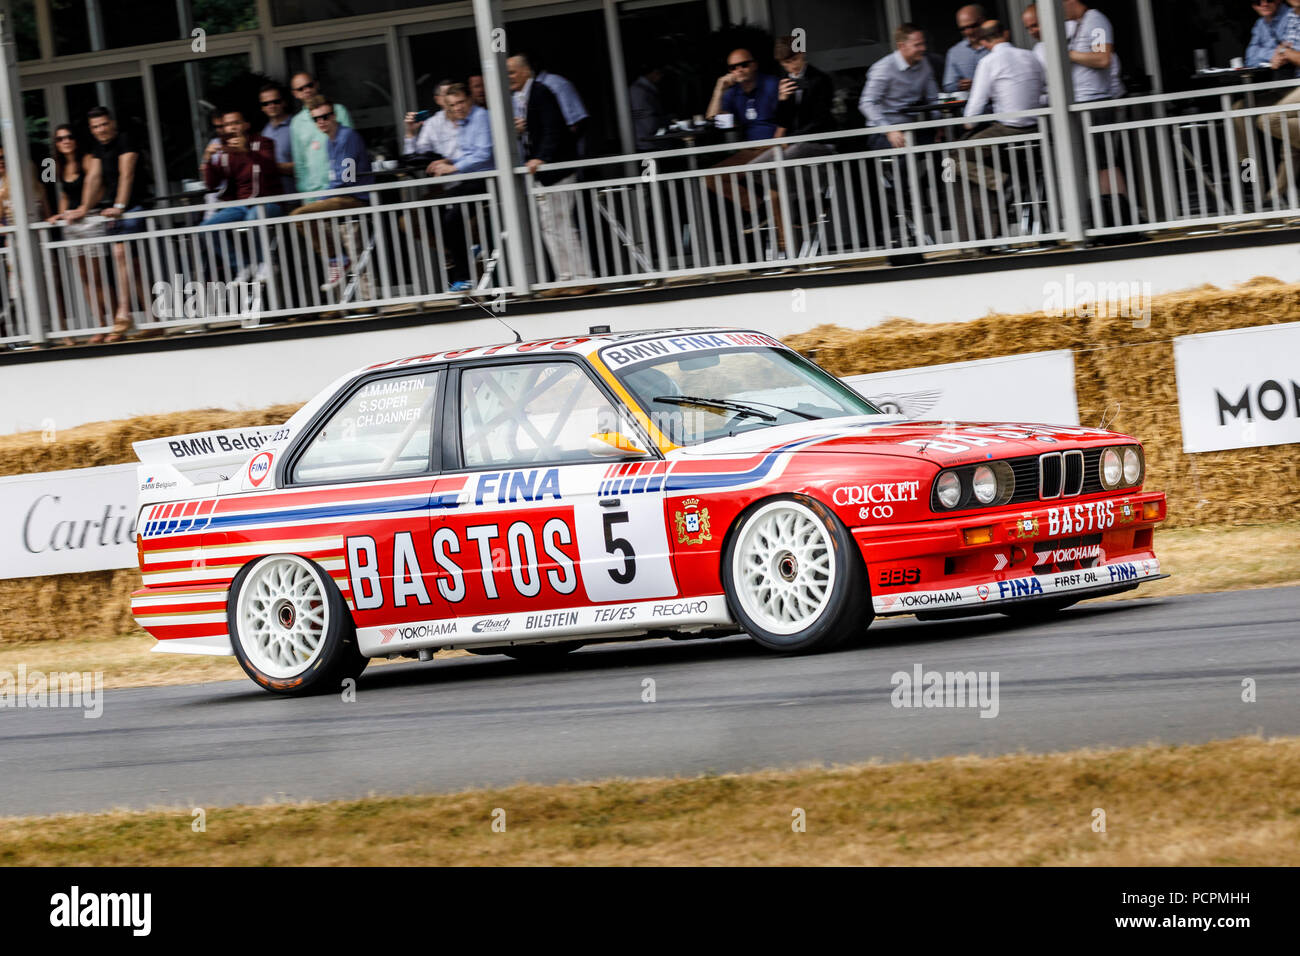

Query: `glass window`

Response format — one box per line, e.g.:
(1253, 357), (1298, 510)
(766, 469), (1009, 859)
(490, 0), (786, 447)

(151, 53), (253, 195)
(613, 345), (881, 446)
(459, 361), (635, 468)
(285, 41), (396, 157)
(272, 0), (435, 28)
(12, 0), (40, 60)
(294, 371), (441, 483)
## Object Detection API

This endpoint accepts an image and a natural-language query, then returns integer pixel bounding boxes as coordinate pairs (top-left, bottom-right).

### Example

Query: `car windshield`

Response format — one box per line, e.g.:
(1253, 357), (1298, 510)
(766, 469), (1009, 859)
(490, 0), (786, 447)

(608, 343), (884, 445)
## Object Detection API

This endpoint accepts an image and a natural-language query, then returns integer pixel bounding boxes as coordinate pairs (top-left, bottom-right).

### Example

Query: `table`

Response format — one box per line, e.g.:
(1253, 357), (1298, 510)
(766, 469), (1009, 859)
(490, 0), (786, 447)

(897, 99), (968, 118)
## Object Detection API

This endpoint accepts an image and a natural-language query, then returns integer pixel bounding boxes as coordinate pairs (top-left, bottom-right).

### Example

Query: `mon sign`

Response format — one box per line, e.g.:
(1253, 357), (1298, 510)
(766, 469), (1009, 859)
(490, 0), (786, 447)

(1173, 322), (1300, 453)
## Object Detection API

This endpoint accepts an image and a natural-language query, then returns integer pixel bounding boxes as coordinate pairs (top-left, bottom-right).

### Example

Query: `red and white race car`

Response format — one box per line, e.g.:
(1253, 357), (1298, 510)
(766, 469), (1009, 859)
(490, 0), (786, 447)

(130, 328), (1167, 695)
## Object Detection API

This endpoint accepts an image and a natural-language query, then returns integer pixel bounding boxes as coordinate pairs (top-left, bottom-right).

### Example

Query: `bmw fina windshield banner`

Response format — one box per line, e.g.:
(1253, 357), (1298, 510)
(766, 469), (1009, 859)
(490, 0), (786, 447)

(1173, 321), (1300, 453)
(0, 464), (140, 579)
(842, 351), (1079, 426)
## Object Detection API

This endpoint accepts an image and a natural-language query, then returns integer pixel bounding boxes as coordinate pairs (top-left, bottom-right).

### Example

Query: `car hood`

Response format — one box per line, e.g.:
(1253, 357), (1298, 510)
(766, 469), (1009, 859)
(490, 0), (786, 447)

(671, 416), (1129, 464)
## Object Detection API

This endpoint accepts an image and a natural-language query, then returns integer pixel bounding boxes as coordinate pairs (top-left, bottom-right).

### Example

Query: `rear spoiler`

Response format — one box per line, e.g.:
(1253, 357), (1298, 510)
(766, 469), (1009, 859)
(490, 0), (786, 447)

(133, 424), (293, 484)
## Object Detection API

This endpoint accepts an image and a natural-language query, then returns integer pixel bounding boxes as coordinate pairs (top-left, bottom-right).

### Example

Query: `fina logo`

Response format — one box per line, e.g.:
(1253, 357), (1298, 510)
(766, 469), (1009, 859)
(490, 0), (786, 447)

(247, 452), (273, 487)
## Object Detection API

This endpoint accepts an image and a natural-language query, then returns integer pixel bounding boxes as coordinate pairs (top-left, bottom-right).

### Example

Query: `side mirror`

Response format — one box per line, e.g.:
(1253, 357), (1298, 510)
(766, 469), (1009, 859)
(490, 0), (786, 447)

(587, 432), (647, 457)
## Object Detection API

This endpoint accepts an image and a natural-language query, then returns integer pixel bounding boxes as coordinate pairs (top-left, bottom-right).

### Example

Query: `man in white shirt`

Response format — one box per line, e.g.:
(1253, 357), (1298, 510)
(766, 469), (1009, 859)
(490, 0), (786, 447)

(403, 79), (459, 171)
(954, 20), (1045, 240)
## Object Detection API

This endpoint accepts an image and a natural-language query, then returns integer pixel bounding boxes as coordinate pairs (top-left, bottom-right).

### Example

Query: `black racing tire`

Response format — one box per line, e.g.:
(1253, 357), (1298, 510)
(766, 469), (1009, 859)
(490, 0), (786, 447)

(998, 598), (1078, 621)
(722, 494), (870, 653)
(227, 554), (368, 696)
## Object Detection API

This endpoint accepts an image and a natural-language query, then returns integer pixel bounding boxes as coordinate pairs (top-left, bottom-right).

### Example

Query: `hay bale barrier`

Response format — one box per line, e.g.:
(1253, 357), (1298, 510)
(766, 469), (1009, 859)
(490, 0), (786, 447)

(786, 278), (1300, 529)
(1, 280), (1297, 644)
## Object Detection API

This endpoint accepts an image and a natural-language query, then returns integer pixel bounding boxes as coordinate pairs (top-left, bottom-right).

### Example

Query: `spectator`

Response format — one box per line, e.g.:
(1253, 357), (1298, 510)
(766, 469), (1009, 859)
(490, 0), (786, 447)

(954, 20), (1046, 240)
(258, 82), (294, 182)
(1062, 1), (1129, 221)
(45, 124), (106, 340)
(536, 66), (590, 155)
(289, 96), (373, 294)
(507, 53), (592, 295)
(859, 24), (939, 148)
(629, 61), (669, 152)
(1257, 0), (1300, 194)
(404, 79), (458, 170)
(773, 35), (836, 143)
(425, 84), (493, 293)
(0, 144), (51, 342)
(943, 4), (988, 92)
(201, 109), (283, 282)
(1024, 3), (1045, 67)
(88, 106), (152, 342)
(289, 72), (354, 193)
(1247, 0), (1287, 67)
(706, 49), (781, 141)
(468, 75), (487, 109)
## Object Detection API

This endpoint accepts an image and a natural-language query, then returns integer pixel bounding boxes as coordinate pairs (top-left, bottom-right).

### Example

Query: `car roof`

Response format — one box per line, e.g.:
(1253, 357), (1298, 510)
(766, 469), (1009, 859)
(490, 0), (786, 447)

(361, 327), (749, 374)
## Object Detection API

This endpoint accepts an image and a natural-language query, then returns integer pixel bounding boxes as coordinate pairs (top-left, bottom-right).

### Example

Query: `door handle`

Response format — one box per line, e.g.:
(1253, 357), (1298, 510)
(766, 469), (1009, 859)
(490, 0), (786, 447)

(599, 497), (621, 508)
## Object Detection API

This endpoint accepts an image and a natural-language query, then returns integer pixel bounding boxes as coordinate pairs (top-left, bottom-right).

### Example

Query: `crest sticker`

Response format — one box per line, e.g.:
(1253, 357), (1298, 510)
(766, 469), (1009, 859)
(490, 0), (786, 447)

(674, 498), (712, 546)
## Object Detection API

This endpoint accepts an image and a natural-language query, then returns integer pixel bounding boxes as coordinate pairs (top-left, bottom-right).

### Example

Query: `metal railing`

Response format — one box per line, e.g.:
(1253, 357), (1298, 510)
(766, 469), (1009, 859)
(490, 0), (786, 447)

(30, 170), (508, 341)
(517, 109), (1063, 291)
(4, 79), (1300, 349)
(1076, 77), (1300, 235)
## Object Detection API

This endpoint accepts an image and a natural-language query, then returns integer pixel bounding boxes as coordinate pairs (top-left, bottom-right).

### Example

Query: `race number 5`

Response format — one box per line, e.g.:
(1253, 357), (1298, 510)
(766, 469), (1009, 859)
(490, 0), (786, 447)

(574, 481), (677, 603)
(603, 511), (637, 584)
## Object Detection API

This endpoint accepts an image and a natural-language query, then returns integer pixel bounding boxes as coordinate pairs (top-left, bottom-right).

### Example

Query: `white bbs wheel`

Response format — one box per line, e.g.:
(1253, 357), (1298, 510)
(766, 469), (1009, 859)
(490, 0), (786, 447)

(733, 500), (836, 635)
(723, 496), (869, 653)
(229, 554), (366, 695)
(237, 555), (330, 679)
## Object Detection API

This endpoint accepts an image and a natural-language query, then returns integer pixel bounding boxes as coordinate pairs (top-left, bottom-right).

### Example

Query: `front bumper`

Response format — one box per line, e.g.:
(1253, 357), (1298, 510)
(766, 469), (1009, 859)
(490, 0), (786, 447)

(853, 491), (1167, 616)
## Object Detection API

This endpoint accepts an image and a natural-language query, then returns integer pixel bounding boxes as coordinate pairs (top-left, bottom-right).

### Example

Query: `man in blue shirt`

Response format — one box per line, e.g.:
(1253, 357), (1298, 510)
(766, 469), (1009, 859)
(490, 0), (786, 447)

(943, 4), (989, 92)
(1247, 0), (1287, 67)
(424, 84), (494, 292)
(289, 96), (374, 293)
(1255, 0), (1300, 194)
(258, 82), (294, 183)
(707, 49), (782, 141)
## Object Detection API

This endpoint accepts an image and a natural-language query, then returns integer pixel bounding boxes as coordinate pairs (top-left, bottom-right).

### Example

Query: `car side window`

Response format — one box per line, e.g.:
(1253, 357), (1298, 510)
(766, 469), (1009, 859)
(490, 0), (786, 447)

(459, 360), (636, 468)
(293, 370), (441, 483)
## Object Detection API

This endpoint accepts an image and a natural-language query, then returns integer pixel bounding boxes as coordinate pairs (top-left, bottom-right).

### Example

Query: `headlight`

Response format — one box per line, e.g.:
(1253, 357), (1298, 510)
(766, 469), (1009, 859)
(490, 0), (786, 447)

(972, 464), (997, 504)
(1122, 446), (1142, 485)
(936, 471), (962, 509)
(1100, 447), (1123, 489)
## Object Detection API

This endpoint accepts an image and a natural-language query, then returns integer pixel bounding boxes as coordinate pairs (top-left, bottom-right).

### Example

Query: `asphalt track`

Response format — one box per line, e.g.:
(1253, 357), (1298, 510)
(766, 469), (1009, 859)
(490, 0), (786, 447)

(2, 587), (1298, 816)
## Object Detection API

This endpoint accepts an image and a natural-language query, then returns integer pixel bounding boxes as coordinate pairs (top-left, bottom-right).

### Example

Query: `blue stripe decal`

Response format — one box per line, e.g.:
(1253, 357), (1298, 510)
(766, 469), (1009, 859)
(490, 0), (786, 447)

(198, 494), (457, 532)
(664, 435), (826, 494)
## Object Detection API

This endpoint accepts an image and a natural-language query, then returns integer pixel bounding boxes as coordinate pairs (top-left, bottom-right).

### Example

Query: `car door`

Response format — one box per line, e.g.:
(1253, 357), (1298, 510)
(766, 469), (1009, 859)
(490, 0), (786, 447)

(283, 365), (450, 640)
(438, 356), (679, 636)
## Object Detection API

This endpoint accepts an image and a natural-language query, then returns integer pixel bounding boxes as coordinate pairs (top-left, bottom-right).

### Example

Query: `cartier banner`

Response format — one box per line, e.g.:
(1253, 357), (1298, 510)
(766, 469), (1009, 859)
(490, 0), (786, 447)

(0, 464), (139, 579)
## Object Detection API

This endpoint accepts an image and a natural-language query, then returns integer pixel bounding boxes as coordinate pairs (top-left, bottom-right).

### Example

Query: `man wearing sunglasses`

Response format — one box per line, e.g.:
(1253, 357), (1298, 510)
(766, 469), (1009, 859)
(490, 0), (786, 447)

(289, 71), (354, 194)
(706, 49), (781, 141)
(943, 4), (988, 93)
(258, 82), (294, 181)
(289, 96), (373, 294)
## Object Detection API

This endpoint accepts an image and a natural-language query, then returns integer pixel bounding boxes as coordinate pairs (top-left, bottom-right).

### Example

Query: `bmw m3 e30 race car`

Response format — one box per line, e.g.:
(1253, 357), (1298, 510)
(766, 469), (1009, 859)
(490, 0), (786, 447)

(130, 328), (1168, 695)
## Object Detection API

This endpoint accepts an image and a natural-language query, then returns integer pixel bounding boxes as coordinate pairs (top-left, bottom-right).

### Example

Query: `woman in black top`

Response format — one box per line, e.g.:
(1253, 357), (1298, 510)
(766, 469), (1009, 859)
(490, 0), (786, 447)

(46, 124), (107, 343)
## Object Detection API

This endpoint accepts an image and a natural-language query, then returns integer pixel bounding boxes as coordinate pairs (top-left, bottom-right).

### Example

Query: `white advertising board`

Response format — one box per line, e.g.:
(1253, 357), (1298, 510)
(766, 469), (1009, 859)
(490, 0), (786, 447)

(842, 350), (1080, 425)
(0, 464), (140, 579)
(1173, 321), (1300, 453)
